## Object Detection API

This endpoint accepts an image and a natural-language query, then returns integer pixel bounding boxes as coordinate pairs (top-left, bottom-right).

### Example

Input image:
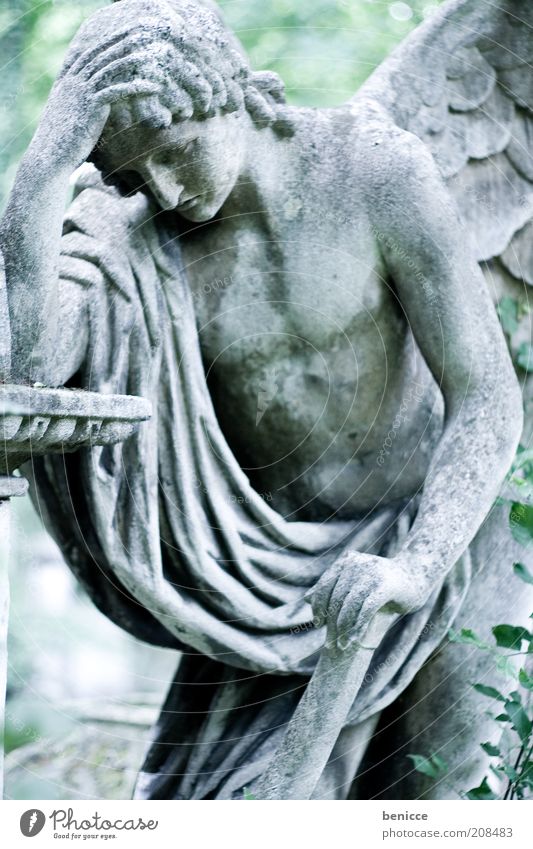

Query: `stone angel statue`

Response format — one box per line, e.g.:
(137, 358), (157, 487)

(1, 0), (532, 799)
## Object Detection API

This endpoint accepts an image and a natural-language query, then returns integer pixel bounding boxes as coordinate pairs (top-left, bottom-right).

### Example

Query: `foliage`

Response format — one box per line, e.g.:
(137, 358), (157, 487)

(409, 562), (533, 800)
(497, 296), (533, 377)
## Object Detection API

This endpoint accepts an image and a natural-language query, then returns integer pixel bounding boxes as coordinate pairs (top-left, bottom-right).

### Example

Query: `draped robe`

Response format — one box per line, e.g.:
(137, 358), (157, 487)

(29, 168), (471, 798)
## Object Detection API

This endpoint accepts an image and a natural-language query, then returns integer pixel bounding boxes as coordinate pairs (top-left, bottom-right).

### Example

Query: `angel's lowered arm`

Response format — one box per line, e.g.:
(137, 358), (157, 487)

(373, 131), (522, 576)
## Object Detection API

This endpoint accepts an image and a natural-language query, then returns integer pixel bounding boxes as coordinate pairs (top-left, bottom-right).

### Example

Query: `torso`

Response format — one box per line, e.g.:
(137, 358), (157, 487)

(167, 106), (443, 520)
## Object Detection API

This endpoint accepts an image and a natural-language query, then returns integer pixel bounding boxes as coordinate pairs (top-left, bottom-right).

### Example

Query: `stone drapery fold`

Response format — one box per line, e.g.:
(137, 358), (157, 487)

(29, 170), (471, 732)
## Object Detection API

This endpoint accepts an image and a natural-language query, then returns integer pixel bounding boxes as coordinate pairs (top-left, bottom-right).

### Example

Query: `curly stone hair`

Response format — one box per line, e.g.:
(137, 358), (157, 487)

(103, 0), (295, 136)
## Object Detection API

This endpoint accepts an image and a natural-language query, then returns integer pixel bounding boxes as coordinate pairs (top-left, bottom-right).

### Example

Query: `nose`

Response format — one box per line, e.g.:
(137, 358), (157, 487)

(142, 162), (184, 211)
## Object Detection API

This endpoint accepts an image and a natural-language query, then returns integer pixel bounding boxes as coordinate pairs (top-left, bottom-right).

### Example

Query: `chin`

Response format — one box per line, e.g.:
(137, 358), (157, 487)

(179, 199), (223, 223)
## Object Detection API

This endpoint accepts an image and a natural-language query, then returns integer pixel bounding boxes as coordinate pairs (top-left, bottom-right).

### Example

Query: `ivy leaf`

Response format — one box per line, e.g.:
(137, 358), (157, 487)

(518, 301), (532, 320)
(466, 777), (497, 800)
(505, 698), (532, 742)
(499, 763), (519, 782)
(497, 297), (519, 336)
(431, 754), (448, 773)
(516, 343), (533, 373)
(407, 754), (447, 779)
(495, 653), (520, 678)
(481, 742), (501, 757)
(509, 503), (533, 546)
(493, 624), (531, 650)
(449, 628), (487, 649)
(519, 761), (533, 788)
(473, 683), (505, 702)
(518, 668), (533, 690)
(514, 562), (533, 585)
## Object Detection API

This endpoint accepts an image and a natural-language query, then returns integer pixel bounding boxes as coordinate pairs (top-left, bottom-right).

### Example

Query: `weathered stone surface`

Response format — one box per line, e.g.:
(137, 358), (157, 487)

(0, 384), (151, 475)
(0, 0), (532, 801)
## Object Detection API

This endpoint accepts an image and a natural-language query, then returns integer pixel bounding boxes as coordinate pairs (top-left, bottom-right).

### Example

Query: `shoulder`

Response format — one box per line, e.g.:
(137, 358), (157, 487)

(346, 99), (446, 205)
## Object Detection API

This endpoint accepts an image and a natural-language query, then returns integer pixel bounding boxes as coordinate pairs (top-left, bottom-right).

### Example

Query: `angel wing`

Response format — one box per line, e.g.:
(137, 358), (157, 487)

(355, 0), (533, 436)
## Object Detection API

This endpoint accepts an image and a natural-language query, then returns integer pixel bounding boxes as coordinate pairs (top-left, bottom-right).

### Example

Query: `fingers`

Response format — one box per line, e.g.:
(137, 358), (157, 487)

(305, 560), (344, 626)
(337, 589), (387, 651)
(332, 578), (365, 649)
(326, 568), (360, 646)
(129, 96), (173, 130)
(82, 32), (165, 80)
(91, 54), (167, 93)
(94, 81), (163, 109)
(60, 26), (141, 78)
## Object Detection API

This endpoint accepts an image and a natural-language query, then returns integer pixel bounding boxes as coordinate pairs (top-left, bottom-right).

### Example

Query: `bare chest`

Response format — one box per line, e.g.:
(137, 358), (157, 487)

(179, 211), (396, 363)
(170, 204), (436, 518)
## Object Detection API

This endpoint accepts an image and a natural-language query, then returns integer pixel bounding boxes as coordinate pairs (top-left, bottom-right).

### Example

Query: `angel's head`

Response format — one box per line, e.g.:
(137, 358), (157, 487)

(83, 0), (293, 220)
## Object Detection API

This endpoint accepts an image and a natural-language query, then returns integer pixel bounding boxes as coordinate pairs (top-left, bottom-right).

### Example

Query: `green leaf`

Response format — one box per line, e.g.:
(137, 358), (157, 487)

(499, 763), (519, 782)
(481, 742), (501, 757)
(519, 668), (533, 690)
(449, 628), (487, 649)
(510, 503), (533, 546)
(407, 754), (447, 779)
(243, 787), (256, 800)
(505, 699), (532, 742)
(430, 754), (448, 773)
(519, 761), (533, 788)
(516, 343), (533, 373)
(473, 683), (506, 702)
(518, 302), (531, 319)
(495, 653), (520, 678)
(493, 624), (531, 649)
(494, 713), (510, 722)
(497, 297), (519, 336)
(514, 562), (533, 585)
(466, 777), (497, 800)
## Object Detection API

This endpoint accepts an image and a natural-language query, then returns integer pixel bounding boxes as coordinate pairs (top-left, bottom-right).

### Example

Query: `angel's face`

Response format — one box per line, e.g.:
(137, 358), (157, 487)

(97, 111), (246, 221)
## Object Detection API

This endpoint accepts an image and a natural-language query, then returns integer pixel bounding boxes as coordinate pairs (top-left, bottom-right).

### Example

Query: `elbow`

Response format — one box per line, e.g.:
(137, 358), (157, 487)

(444, 368), (523, 458)
(480, 368), (523, 461)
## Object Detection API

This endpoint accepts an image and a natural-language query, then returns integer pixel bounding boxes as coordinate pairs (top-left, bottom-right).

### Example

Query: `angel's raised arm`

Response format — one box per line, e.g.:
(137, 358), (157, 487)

(0, 12), (169, 384)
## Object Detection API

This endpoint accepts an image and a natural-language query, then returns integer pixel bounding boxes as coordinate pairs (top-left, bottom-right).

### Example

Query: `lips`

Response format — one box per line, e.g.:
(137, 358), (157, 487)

(178, 195), (200, 210)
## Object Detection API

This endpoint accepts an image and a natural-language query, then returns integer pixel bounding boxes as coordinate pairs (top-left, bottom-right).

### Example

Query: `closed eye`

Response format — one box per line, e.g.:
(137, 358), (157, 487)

(156, 140), (195, 163)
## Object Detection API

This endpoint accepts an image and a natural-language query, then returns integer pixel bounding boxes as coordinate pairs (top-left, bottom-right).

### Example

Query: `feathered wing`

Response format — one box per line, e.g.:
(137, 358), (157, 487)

(355, 0), (533, 435)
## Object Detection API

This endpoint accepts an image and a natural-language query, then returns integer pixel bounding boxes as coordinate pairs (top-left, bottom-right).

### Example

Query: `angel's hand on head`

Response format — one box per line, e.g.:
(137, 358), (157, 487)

(34, 27), (171, 171)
